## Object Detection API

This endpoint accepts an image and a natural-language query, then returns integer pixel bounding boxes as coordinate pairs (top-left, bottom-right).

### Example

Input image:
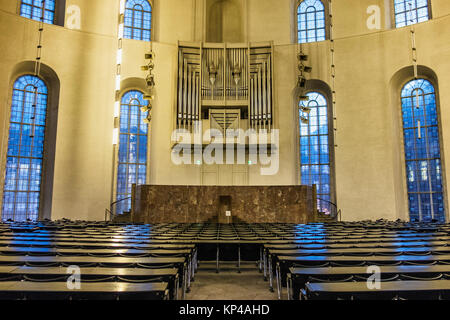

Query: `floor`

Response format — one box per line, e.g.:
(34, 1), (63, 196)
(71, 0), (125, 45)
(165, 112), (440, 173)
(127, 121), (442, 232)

(186, 261), (280, 300)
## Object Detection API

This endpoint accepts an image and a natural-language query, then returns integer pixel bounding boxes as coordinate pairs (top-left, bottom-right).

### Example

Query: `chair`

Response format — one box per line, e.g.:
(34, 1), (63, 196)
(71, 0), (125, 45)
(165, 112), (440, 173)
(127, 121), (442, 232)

(28, 252), (57, 257)
(25, 262), (59, 268)
(292, 262), (329, 268)
(396, 290), (441, 300)
(306, 275), (354, 283)
(119, 253), (150, 258)
(404, 260), (437, 266)
(404, 251), (432, 256)
(57, 251), (86, 257)
(375, 252), (403, 256)
(400, 273), (443, 281)
(345, 252), (373, 257)
(370, 261), (403, 266)
(99, 262), (135, 268)
(0, 274), (22, 281)
(23, 275), (69, 282)
(137, 263), (176, 269)
(353, 274), (400, 282)
(88, 253), (118, 258)
(81, 275), (117, 283)
(117, 276), (165, 283)
(331, 261), (366, 267)
(61, 262), (97, 268)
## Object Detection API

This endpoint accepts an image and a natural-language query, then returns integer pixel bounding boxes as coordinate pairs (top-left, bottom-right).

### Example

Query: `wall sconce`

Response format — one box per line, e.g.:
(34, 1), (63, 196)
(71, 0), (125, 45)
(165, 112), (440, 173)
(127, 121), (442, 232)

(301, 106), (311, 114)
(299, 95), (309, 102)
(298, 53), (309, 61)
(297, 49), (312, 91)
(146, 74), (155, 89)
(143, 114), (152, 124)
(143, 94), (154, 101)
(298, 76), (307, 88)
(142, 50), (155, 124)
(140, 103), (152, 113)
(145, 52), (155, 60)
(298, 65), (312, 73)
(300, 116), (309, 125)
(141, 61), (154, 72)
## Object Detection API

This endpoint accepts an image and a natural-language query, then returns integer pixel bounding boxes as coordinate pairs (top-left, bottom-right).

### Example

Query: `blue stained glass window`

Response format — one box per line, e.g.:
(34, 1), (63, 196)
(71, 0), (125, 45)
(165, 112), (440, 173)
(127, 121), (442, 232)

(124, 0), (152, 41)
(300, 92), (334, 214)
(401, 79), (445, 222)
(20, 0), (55, 24)
(2, 75), (48, 222)
(298, 0), (326, 43)
(394, 0), (430, 28)
(116, 91), (149, 214)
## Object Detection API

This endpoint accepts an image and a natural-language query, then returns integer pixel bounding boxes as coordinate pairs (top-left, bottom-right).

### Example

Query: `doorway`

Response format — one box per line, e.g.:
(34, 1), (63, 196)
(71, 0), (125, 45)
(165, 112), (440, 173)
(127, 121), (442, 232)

(218, 195), (232, 224)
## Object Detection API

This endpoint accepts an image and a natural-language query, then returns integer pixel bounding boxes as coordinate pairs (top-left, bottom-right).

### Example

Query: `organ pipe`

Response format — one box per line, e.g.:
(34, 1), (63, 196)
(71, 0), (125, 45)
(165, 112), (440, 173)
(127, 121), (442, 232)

(176, 42), (273, 131)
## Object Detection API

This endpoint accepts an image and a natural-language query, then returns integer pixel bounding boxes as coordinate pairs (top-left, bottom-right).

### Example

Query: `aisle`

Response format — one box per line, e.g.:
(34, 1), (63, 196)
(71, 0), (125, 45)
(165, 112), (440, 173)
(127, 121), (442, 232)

(187, 261), (279, 300)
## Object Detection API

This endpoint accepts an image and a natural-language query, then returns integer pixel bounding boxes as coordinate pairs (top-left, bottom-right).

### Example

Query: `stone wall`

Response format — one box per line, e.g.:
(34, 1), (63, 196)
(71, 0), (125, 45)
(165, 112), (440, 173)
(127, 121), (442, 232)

(133, 185), (317, 224)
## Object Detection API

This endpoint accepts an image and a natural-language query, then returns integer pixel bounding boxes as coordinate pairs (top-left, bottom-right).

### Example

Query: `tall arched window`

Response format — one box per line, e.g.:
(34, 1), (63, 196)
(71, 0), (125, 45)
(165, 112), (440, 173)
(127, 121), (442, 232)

(2, 75), (48, 221)
(116, 91), (149, 214)
(124, 0), (152, 41)
(401, 79), (445, 222)
(20, 0), (56, 24)
(297, 0), (326, 43)
(394, 0), (430, 28)
(300, 92), (334, 213)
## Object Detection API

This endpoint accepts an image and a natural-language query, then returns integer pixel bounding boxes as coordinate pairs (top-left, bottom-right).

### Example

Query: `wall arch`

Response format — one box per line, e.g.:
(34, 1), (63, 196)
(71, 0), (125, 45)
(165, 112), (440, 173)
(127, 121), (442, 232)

(2, 61), (60, 220)
(291, 0), (330, 44)
(120, 77), (148, 94)
(389, 65), (448, 222)
(113, 79), (151, 215)
(294, 79), (336, 212)
(17, 0), (66, 26)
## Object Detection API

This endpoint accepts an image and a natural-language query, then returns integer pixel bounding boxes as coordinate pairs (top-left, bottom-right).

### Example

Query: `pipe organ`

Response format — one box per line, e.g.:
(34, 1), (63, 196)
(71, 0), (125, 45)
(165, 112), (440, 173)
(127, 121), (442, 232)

(176, 42), (275, 135)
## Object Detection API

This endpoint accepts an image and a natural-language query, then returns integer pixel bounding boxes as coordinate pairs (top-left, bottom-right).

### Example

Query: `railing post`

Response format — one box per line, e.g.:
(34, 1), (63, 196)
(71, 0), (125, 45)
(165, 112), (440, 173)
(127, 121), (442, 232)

(317, 197), (340, 221)
(110, 203), (114, 222)
(131, 184), (136, 222)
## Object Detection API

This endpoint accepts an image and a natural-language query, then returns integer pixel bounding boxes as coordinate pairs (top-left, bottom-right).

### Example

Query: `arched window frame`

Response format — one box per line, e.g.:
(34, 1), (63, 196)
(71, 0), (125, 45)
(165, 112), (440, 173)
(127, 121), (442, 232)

(393, 0), (432, 28)
(18, 0), (66, 26)
(400, 77), (446, 222)
(124, 0), (153, 42)
(115, 90), (150, 215)
(298, 89), (336, 214)
(296, 0), (328, 44)
(2, 75), (49, 222)
(19, 0), (56, 24)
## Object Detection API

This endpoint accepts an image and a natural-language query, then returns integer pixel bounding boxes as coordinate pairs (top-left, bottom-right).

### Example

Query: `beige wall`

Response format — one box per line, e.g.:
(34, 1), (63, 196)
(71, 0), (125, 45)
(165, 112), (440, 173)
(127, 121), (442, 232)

(1, 0), (450, 222)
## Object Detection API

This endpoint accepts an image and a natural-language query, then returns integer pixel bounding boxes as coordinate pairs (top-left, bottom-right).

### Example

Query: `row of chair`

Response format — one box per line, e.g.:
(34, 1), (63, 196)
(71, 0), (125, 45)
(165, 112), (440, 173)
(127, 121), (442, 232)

(3, 220), (450, 300)
(263, 222), (450, 300)
(0, 222), (202, 300)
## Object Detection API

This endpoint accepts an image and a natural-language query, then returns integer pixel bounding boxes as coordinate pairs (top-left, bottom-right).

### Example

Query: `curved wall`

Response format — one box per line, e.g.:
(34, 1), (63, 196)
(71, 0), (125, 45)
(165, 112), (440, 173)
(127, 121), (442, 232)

(0, 0), (450, 221)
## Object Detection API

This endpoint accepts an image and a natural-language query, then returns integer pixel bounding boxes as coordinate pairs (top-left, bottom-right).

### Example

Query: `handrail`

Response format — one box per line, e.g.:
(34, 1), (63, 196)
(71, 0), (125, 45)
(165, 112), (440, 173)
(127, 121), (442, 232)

(108, 197), (132, 222)
(317, 198), (341, 221)
(104, 208), (112, 222)
(110, 197), (132, 208)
